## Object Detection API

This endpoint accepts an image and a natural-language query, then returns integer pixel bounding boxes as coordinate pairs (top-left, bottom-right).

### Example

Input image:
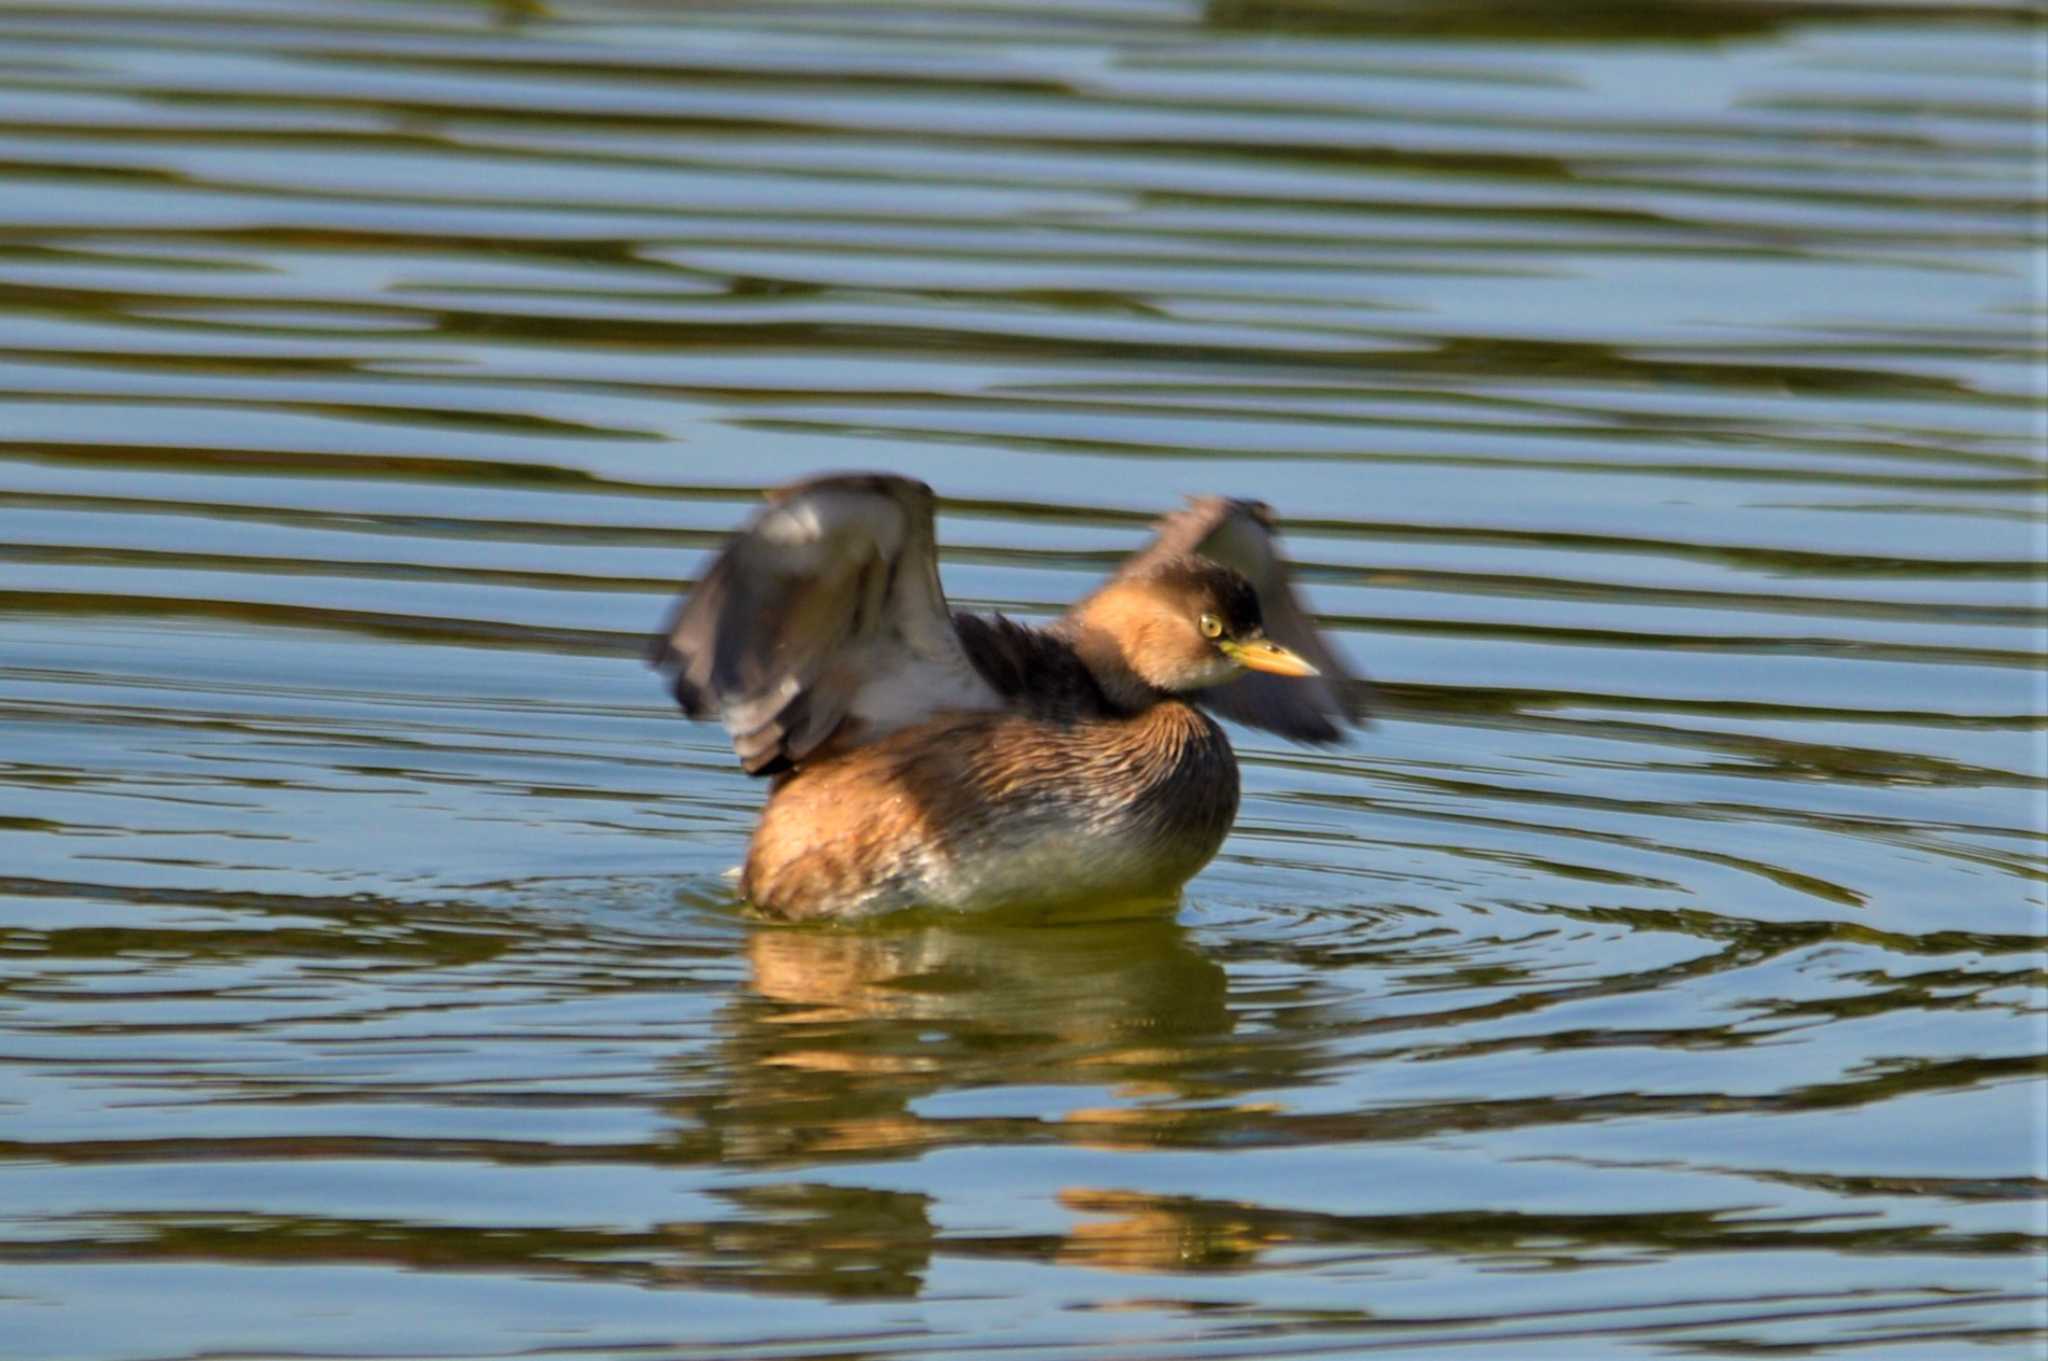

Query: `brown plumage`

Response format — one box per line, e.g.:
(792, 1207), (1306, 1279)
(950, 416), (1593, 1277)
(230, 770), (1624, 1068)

(653, 473), (1366, 920)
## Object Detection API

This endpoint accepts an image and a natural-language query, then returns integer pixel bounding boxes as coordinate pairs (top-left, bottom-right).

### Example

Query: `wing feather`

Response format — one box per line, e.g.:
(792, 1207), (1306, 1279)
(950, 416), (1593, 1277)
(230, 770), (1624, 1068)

(653, 474), (1002, 775)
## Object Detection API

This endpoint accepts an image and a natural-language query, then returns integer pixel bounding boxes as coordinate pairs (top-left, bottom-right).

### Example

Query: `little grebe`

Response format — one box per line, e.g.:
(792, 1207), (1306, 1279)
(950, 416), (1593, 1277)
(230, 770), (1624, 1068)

(654, 474), (1365, 920)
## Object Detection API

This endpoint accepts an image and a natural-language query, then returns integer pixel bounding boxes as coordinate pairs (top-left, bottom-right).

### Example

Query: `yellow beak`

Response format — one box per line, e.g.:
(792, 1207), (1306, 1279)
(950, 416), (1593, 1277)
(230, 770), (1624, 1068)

(1219, 636), (1320, 677)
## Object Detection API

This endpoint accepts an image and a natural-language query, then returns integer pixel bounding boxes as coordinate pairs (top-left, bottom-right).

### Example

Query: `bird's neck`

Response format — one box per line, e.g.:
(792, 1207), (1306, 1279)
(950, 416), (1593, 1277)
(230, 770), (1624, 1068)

(1058, 594), (1172, 716)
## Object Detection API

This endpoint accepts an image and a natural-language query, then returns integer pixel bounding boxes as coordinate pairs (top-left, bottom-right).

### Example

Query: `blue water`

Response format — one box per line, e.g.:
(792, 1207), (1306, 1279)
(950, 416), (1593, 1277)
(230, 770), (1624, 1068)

(0, 2), (2042, 1357)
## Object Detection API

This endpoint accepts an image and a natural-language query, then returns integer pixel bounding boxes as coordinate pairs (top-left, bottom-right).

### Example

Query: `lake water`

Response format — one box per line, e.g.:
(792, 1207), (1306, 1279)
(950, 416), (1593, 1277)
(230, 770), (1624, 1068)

(1, 2), (2043, 1357)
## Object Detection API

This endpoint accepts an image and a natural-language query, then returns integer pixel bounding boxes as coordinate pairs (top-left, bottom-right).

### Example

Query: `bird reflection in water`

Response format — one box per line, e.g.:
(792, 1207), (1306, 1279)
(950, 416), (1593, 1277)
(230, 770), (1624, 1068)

(702, 916), (1231, 1163)
(657, 913), (1308, 1289)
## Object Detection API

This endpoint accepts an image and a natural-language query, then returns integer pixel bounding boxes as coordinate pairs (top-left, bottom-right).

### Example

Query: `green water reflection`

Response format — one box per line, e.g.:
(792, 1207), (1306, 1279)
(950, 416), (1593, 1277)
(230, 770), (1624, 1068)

(0, 0), (2041, 1357)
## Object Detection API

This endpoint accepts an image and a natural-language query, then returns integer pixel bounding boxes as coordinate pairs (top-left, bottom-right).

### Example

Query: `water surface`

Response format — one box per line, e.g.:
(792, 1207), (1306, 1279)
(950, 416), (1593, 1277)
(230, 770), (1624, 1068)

(1, 2), (2043, 1358)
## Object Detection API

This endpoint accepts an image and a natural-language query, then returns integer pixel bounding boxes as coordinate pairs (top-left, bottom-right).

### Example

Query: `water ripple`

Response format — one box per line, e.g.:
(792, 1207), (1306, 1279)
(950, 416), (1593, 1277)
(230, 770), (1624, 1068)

(0, 2), (2041, 1359)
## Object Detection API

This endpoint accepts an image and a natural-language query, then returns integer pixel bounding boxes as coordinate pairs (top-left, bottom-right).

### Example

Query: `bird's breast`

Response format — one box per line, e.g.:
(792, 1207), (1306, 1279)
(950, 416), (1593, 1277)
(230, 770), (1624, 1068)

(743, 702), (1239, 920)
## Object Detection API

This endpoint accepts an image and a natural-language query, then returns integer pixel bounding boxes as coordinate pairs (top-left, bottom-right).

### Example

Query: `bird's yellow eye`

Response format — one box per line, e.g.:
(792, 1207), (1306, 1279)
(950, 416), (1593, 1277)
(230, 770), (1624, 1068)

(1199, 612), (1224, 639)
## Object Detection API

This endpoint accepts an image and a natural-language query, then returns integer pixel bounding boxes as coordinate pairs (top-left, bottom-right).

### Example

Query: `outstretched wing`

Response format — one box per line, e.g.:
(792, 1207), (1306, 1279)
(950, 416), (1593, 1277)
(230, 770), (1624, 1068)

(1124, 496), (1367, 743)
(653, 473), (1003, 775)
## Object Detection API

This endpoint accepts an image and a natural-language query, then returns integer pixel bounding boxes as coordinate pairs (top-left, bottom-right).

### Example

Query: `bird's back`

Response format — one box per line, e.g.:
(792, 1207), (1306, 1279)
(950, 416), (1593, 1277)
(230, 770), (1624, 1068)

(950, 611), (1121, 722)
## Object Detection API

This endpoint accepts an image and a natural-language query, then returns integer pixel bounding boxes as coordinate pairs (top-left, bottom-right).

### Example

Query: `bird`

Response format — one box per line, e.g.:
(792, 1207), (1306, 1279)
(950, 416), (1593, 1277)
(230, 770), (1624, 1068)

(652, 473), (1365, 921)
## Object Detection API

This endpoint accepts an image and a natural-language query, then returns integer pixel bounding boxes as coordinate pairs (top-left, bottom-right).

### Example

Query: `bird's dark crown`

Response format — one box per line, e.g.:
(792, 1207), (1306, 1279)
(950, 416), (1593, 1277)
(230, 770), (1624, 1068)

(1123, 554), (1264, 639)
